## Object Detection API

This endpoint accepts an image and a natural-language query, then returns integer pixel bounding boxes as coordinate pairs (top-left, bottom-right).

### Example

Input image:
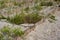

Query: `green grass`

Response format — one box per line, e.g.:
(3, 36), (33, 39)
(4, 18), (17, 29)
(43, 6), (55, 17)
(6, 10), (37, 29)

(25, 13), (43, 23)
(14, 2), (21, 6)
(32, 5), (42, 11)
(14, 1), (25, 7)
(0, 0), (7, 9)
(12, 27), (24, 37)
(24, 7), (30, 13)
(0, 26), (24, 40)
(40, 1), (53, 6)
(0, 32), (3, 40)
(0, 14), (6, 19)
(47, 14), (56, 23)
(47, 14), (56, 20)
(7, 13), (43, 24)
(7, 13), (26, 25)
(1, 26), (10, 35)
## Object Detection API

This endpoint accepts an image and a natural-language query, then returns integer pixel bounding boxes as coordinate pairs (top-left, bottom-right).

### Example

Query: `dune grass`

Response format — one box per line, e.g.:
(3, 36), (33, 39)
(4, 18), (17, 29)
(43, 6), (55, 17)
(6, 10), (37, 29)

(0, 26), (24, 40)
(6, 13), (43, 25)
(7, 13), (26, 25)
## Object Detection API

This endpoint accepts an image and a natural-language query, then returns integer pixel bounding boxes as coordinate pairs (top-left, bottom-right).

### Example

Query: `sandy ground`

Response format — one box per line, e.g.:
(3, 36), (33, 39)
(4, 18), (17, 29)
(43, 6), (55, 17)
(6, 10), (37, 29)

(0, 7), (60, 40)
(25, 7), (60, 40)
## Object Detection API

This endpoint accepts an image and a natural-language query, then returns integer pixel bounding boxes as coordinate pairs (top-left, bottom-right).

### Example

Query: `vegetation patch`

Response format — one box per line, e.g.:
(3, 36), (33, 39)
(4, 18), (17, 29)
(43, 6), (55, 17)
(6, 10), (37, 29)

(40, 1), (53, 6)
(7, 13), (43, 25)
(47, 14), (56, 23)
(25, 13), (43, 23)
(0, 26), (24, 40)
(0, 0), (7, 9)
(7, 13), (26, 25)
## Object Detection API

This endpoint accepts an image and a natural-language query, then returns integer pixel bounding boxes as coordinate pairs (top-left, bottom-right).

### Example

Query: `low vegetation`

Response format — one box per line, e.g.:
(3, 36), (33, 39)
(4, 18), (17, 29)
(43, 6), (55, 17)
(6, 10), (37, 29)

(25, 13), (43, 23)
(0, 13), (56, 24)
(7, 13), (25, 25)
(7, 13), (43, 24)
(0, 0), (7, 9)
(32, 5), (42, 11)
(47, 14), (56, 23)
(40, 1), (53, 6)
(0, 26), (24, 40)
(0, 14), (6, 19)
(54, 0), (60, 1)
